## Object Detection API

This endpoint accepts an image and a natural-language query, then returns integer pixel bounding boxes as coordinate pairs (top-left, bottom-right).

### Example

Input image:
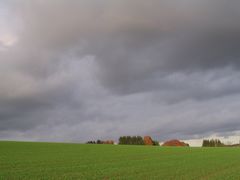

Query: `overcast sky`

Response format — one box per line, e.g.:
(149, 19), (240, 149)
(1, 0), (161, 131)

(1, 0), (240, 145)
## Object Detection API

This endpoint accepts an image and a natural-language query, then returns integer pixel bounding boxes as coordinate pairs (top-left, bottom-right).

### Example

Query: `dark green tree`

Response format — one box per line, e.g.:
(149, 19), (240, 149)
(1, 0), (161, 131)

(202, 139), (224, 147)
(153, 141), (159, 146)
(119, 136), (144, 145)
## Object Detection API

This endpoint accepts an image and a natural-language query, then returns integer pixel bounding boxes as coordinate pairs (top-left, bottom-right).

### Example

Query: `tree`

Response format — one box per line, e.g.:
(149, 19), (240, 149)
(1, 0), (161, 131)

(202, 139), (224, 147)
(153, 141), (159, 146)
(202, 140), (208, 147)
(86, 141), (96, 144)
(118, 136), (144, 145)
(97, 140), (103, 144)
(137, 136), (144, 145)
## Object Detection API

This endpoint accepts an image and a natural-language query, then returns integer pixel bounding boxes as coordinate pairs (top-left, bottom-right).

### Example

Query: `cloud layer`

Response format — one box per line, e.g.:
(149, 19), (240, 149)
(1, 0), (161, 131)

(1, 0), (240, 144)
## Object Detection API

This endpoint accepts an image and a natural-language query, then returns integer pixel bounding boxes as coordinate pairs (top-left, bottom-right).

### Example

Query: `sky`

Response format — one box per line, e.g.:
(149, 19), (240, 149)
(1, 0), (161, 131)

(1, 0), (240, 146)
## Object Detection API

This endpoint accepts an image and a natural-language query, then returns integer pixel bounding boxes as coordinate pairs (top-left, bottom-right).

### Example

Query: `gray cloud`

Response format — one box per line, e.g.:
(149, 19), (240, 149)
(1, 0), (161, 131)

(1, 0), (240, 143)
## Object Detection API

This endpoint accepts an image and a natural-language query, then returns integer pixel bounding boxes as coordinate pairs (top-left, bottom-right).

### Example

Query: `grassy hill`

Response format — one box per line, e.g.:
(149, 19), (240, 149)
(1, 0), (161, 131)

(1, 141), (240, 179)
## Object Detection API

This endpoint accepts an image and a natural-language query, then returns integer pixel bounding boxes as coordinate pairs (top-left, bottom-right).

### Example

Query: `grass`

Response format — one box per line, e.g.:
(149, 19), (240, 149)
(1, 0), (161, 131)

(1, 141), (240, 179)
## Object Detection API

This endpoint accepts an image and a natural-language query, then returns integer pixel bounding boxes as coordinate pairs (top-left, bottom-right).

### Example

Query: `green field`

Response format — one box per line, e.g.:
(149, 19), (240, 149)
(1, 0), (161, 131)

(1, 141), (240, 179)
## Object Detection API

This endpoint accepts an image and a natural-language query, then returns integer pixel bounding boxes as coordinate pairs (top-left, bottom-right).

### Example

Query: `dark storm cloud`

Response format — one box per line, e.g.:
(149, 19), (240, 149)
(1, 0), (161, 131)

(1, 0), (240, 144)
(78, 0), (240, 93)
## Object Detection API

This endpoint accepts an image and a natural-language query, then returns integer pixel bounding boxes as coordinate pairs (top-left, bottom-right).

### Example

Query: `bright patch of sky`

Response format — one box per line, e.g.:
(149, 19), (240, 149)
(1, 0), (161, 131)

(0, 1), (18, 50)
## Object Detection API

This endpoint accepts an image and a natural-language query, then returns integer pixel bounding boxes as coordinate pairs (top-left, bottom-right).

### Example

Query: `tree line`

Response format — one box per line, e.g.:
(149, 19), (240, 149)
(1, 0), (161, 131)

(86, 136), (159, 146)
(119, 136), (159, 146)
(119, 136), (144, 145)
(86, 140), (114, 144)
(86, 137), (230, 147)
(202, 139), (224, 147)
(86, 140), (104, 144)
